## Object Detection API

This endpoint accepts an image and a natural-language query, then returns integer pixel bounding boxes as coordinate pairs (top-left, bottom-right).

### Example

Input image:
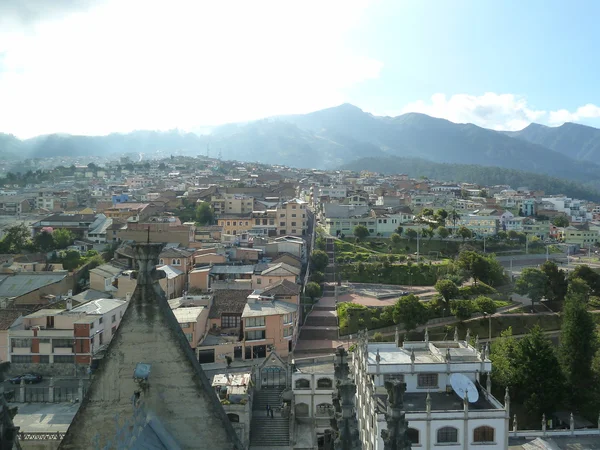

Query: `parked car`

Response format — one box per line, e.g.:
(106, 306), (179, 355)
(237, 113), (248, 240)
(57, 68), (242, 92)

(8, 373), (43, 384)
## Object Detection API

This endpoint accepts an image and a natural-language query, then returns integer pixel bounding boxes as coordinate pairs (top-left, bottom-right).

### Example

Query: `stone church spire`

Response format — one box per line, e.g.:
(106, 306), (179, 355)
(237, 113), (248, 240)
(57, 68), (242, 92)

(381, 380), (412, 450)
(327, 347), (362, 450)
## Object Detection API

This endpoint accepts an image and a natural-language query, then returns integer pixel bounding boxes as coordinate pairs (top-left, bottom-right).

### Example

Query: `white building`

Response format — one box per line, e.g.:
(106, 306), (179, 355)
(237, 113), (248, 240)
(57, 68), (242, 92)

(291, 355), (335, 439)
(542, 197), (592, 223)
(353, 331), (509, 450)
(318, 186), (348, 199)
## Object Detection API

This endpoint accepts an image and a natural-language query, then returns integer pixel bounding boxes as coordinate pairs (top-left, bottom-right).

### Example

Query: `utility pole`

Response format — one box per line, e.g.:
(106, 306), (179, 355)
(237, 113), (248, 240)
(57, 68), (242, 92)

(416, 228), (420, 263)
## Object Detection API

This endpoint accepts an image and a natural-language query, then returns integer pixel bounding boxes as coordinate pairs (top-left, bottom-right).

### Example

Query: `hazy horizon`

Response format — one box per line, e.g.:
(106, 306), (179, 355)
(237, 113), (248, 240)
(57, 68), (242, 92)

(2, 0), (600, 138)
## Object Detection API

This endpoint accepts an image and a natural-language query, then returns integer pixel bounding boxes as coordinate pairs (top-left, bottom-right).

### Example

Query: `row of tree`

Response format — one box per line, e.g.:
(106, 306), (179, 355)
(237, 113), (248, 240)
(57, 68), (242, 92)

(492, 279), (600, 420)
(515, 261), (600, 309)
(0, 224), (75, 254)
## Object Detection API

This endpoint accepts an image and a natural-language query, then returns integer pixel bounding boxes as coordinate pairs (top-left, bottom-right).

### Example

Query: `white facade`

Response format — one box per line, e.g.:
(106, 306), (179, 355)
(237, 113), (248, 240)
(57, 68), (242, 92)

(353, 334), (509, 450)
(542, 197), (592, 222)
(318, 186), (348, 199)
(375, 213), (414, 236)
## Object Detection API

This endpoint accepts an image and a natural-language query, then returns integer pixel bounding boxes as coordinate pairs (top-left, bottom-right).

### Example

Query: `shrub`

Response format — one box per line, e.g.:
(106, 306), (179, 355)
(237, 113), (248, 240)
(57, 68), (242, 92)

(474, 296), (497, 314)
(451, 300), (476, 321)
(459, 282), (497, 298)
(372, 332), (384, 342)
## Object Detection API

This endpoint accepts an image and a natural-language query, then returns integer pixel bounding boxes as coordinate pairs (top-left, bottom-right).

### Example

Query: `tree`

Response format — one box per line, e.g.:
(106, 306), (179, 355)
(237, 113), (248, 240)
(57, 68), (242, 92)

(515, 268), (549, 311)
(434, 279), (459, 307)
(33, 230), (55, 252)
(450, 300), (475, 321)
(395, 226), (403, 236)
(559, 282), (598, 411)
(421, 227), (434, 243)
(311, 250), (329, 272)
(60, 250), (83, 271)
(0, 224), (31, 253)
(457, 226), (472, 241)
(353, 225), (369, 241)
(52, 229), (74, 249)
(392, 294), (429, 333)
(437, 227), (449, 240)
(514, 326), (564, 417)
(390, 233), (402, 245)
(496, 230), (508, 241)
(474, 296), (497, 314)
(305, 282), (322, 301)
(507, 230), (519, 240)
(195, 202), (214, 225)
(552, 215), (570, 228)
(405, 229), (417, 242)
(490, 327), (519, 388)
(448, 209), (461, 230)
(570, 265), (600, 296)
(310, 271), (325, 284)
(456, 250), (488, 285)
(540, 260), (568, 302)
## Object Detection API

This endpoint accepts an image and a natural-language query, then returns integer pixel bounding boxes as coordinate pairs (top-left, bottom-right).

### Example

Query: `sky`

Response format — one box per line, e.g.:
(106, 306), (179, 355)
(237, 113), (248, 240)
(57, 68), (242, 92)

(1, 0), (600, 138)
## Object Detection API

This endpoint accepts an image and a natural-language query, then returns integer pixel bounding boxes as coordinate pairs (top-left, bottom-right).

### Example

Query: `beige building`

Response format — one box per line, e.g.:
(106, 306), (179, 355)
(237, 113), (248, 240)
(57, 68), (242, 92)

(171, 305), (208, 349)
(277, 198), (308, 236)
(210, 194), (255, 217)
(252, 262), (299, 288)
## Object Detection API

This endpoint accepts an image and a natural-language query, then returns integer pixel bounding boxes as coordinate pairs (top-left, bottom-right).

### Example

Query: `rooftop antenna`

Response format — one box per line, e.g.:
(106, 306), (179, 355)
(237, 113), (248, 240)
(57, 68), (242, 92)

(449, 373), (479, 403)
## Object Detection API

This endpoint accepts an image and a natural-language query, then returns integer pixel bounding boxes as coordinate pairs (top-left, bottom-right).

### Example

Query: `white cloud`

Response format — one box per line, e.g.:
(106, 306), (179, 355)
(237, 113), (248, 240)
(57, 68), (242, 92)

(0, 0), (381, 138)
(400, 92), (547, 131)
(399, 92), (600, 130)
(548, 104), (600, 125)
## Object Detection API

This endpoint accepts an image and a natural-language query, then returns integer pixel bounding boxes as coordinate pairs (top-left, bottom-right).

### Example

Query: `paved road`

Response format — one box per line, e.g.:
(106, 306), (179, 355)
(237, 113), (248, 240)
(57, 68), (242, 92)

(10, 402), (80, 433)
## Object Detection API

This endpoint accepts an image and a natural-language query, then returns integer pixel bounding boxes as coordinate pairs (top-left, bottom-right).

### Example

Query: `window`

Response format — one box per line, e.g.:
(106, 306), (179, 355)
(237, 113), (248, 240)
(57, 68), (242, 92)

(473, 426), (494, 443)
(221, 314), (241, 328)
(99, 317), (103, 324)
(291, 214), (296, 217)
(226, 221), (230, 226)
(52, 339), (73, 350)
(283, 313), (293, 324)
(246, 317), (265, 327)
(317, 378), (333, 389)
(292, 230), (296, 234)
(292, 205), (296, 209)
(180, 322), (191, 328)
(159, 258), (164, 264)
(245, 330), (265, 340)
(295, 378), (310, 389)
(54, 355), (75, 363)
(291, 222), (296, 226)
(39, 355), (50, 363)
(316, 403), (333, 416)
(233, 221), (237, 226)
(437, 427), (458, 444)
(91, 322), (94, 329)
(11, 355), (33, 363)
(384, 374), (405, 383)
(38, 338), (50, 344)
(417, 373), (438, 388)
(407, 428), (419, 445)
(280, 222), (285, 227)
(280, 214), (285, 218)
(256, 278), (262, 285)
(99, 333), (103, 345)
(111, 315), (116, 323)
(283, 327), (293, 337)
(185, 333), (193, 343)
(11, 338), (31, 350)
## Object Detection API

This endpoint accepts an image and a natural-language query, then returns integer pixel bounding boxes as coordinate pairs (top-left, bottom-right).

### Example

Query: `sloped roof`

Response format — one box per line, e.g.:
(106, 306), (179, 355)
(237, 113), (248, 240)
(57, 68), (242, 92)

(70, 298), (126, 315)
(242, 299), (297, 317)
(208, 290), (252, 319)
(261, 262), (300, 276)
(261, 279), (301, 296)
(0, 309), (23, 330)
(0, 273), (68, 299)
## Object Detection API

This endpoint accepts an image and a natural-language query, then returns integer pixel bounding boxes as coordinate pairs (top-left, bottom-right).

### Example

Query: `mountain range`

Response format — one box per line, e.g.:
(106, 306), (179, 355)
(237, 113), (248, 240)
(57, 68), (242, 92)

(3, 104), (600, 197)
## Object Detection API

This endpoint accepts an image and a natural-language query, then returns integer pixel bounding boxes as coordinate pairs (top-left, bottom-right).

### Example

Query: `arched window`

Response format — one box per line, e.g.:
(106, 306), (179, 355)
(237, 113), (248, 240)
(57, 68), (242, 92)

(316, 403), (334, 417)
(295, 378), (310, 389)
(227, 413), (239, 423)
(437, 427), (458, 444)
(316, 378), (333, 389)
(407, 428), (419, 445)
(159, 259), (164, 265)
(474, 426), (494, 443)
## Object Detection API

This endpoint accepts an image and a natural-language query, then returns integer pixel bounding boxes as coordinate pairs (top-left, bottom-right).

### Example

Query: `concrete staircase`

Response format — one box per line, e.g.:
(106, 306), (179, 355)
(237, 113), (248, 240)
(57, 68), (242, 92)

(250, 388), (289, 448)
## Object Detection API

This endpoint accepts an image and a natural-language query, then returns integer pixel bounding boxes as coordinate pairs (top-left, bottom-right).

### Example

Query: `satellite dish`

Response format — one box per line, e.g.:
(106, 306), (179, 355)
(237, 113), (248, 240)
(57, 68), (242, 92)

(450, 373), (479, 403)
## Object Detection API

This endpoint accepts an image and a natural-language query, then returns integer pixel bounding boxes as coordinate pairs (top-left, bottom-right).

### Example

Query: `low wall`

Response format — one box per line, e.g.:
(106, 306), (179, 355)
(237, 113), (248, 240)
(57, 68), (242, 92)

(7, 363), (88, 378)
